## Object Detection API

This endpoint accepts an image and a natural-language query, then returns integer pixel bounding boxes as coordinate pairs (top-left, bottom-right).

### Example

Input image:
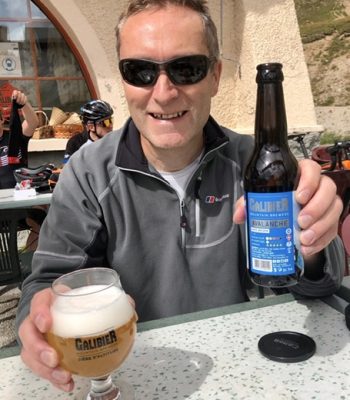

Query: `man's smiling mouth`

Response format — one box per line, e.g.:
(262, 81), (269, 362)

(151, 111), (187, 120)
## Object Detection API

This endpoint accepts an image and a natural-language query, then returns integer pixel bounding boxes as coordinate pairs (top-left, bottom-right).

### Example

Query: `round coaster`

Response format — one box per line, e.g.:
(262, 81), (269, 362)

(258, 331), (316, 363)
(345, 304), (350, 330)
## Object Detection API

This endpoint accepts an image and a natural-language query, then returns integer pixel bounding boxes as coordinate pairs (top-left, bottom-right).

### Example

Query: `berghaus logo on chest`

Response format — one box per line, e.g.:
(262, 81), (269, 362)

(205, 194), (230, 204)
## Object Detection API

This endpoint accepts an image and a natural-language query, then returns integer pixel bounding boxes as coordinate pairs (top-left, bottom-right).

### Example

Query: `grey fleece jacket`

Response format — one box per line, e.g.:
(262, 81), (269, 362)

(16, 117), (345, 327)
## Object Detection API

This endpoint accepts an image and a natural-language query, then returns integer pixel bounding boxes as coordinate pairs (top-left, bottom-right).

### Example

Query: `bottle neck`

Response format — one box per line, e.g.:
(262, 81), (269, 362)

(255, 81), (288, 146)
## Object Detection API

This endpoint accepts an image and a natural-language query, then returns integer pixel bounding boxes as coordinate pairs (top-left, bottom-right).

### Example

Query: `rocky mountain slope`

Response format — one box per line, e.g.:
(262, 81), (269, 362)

(295, 0), (350, 107)
(295, 0), (350, 138)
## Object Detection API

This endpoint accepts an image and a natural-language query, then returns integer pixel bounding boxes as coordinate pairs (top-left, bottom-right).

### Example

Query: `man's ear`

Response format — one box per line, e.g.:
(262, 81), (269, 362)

(210, 60), (222, 97)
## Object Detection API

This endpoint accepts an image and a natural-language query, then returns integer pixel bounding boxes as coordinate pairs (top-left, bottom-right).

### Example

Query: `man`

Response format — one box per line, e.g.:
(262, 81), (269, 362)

(0, 90), (38, 188)
(0, 90), (43, 251)
(17, 0), (344, 393)
(63, 99), (113, 162)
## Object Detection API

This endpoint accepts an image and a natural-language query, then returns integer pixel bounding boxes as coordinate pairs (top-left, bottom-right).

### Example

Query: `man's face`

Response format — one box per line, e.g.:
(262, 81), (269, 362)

(119, 5), (221, 156)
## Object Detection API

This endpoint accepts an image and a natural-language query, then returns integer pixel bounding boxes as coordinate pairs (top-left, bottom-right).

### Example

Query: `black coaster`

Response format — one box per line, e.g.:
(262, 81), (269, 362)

(258, 331), (316, 363)
(345, 304), (350, 330)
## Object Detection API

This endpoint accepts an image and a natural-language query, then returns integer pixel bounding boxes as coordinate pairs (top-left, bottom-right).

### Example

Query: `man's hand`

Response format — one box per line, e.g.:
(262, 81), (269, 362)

(234, 159), (343, 257)
(18, 289), (74, 392)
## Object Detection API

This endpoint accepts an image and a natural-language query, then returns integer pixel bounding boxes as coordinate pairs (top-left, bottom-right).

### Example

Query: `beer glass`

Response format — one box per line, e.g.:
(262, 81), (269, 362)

(46, 268), (137, 400)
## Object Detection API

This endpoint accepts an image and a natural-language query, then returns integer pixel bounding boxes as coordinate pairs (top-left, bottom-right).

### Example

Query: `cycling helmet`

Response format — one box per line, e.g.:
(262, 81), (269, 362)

(80, 100), (113, 124)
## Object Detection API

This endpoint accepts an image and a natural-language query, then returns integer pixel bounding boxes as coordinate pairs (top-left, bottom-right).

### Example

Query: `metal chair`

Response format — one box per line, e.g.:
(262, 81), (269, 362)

(0, 209), (32, 285)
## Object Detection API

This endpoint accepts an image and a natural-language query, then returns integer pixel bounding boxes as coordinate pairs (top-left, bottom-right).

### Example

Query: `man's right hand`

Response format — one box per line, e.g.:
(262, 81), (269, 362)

(18, 288), (74, 392)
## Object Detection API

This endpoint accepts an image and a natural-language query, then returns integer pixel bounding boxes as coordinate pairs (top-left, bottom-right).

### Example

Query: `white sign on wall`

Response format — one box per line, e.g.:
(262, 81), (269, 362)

(0, 42), (22, 77)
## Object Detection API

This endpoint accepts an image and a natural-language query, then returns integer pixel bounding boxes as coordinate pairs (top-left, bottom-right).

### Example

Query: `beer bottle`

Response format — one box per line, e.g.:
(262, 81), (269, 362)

(244, 63), (304, 288)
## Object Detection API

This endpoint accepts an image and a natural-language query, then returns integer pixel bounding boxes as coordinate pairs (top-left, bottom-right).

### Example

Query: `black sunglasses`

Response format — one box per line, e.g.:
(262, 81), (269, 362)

(119, 55), (215, 87)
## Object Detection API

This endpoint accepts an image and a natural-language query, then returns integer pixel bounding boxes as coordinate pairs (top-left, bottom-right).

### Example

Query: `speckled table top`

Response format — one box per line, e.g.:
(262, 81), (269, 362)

(1, 296), (349, 399)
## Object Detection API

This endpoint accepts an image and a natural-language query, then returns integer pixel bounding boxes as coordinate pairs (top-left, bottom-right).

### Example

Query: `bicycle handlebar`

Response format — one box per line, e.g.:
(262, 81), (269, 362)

(324, 141), (350, 171)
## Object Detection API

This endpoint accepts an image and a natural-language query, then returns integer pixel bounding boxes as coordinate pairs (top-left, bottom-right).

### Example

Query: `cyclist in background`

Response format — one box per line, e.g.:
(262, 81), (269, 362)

(0, 90), (38, 189)
(63, 100), (114, 162)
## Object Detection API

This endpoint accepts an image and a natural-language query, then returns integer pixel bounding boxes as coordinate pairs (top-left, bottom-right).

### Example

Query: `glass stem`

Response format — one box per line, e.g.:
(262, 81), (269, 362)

(88, 375), (120, 400)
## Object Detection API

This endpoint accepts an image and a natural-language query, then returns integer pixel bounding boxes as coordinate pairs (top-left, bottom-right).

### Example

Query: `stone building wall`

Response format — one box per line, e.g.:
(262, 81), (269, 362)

(36, 0), (319, 134)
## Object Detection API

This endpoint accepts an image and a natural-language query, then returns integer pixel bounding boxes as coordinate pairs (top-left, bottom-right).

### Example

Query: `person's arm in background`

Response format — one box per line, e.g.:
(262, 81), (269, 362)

(12, 90), (39, 137)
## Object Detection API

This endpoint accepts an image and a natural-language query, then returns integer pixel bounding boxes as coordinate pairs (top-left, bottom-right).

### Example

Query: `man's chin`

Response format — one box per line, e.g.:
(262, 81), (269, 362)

(143, 132), (188, 149)
(153, 139), (188, 150)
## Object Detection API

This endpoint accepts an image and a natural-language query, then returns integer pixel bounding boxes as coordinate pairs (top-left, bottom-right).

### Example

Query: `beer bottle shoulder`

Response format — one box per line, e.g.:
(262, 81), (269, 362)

(244, 145), (299, 191)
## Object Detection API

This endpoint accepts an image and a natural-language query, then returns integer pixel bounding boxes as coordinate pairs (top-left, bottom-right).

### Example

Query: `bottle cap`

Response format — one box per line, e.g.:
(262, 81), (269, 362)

(258, 331), (316, 363)
(256, 63), (284, 83)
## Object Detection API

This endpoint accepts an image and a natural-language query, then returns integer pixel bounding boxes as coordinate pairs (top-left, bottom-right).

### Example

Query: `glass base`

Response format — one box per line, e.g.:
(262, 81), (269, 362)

(87, 386), (120, 400)
(79, 379), (134, 400)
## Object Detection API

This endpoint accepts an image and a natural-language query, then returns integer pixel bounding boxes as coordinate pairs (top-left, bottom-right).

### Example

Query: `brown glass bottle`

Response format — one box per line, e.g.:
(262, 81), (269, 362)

(244, 63), (304, 288)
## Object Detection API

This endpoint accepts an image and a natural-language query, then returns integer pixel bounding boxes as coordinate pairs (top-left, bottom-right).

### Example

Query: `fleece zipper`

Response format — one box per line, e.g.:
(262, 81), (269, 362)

(180, 199), (187, 250)
(194, 174), (202, 238)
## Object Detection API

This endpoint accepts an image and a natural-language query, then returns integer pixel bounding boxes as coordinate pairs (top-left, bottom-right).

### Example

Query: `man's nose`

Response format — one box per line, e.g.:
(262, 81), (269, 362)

(152, 71), (179, 102)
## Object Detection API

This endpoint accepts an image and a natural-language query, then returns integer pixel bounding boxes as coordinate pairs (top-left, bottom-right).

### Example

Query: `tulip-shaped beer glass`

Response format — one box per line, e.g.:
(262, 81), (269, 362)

(46, 268), (137, 400)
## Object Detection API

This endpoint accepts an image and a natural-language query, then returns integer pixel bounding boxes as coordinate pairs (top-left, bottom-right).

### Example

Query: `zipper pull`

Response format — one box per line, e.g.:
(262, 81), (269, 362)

(195, 174), (202, 199)
(180, 200), (187, 228)
(180, 215), (187, 228)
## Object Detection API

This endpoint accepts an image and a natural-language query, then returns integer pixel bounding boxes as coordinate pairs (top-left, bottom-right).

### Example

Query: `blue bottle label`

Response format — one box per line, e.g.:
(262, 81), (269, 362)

(245, 191), (303, 276)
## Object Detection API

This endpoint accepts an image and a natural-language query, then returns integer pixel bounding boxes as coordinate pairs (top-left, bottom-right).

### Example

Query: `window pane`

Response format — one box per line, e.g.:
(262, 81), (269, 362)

(39, 79), (90, 112)
(0, 22), (25, 42)
(0, 0), (29, 18)
(34, 22), (83, 77)
(30, 3), (46, 19)
(0, 22), (34, 76)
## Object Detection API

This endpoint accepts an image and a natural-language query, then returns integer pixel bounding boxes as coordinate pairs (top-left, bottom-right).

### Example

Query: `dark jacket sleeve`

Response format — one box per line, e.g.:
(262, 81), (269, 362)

(291, 237), (345, 297)
(64, 130), (88, 157)
(15, 151), (107, 335)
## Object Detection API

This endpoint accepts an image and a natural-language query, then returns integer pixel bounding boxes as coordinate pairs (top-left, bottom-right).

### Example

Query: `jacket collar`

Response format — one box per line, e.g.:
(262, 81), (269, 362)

(116, 116), (228, 172)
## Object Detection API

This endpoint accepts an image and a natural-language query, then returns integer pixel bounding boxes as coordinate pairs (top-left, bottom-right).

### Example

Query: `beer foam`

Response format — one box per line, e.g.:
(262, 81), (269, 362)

(51, 285), (134, 337)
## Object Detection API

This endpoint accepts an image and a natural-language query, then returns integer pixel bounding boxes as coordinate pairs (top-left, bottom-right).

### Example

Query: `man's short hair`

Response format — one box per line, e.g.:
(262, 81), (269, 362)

(116, 0), (220, 62)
